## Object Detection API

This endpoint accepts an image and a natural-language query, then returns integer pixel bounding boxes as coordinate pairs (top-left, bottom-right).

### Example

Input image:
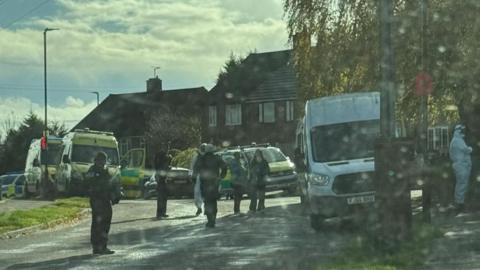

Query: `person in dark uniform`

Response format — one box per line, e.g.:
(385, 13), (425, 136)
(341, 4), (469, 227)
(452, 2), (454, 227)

(229, 152), (247, 214)
(194, 144), (227, 228)
(249, 149), (270, 212)
(154, 151), (171, 219)
(85, 152), (120, 255)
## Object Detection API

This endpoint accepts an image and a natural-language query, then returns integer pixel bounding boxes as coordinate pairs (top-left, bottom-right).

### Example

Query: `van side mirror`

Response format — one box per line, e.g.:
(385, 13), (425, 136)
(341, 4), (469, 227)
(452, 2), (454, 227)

(62, 155), (70, 164)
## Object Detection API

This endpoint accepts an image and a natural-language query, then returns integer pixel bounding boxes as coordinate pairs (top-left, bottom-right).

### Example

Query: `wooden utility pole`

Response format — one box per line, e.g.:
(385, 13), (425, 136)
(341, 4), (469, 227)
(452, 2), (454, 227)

(375, 0), (413, 251)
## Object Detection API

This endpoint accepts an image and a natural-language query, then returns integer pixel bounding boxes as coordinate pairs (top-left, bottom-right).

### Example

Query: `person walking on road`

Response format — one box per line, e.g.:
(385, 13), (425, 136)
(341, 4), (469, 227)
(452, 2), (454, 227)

(229, 152), (247, 214)
(191, 143), (207, 216)
(249, 149), (270, 212)
(85, 152), (120, 255)
(449, 124), (473, 214)
(154, 151), (171, 219)
(194, 144), (227, 228)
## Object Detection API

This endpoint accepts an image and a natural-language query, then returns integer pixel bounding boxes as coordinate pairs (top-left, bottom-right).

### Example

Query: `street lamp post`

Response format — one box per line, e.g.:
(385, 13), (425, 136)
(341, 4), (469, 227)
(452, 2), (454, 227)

(91, 91), (100, 105)
(43, 27), (59, 199)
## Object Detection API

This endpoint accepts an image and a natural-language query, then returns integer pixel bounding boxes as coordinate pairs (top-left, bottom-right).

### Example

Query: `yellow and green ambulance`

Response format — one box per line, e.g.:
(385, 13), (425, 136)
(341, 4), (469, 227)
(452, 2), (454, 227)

(55, 129), (121, 196)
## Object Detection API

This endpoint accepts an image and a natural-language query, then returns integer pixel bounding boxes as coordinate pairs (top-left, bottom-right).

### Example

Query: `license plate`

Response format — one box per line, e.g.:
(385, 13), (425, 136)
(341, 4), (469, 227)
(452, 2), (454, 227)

(347, 195), (375, 205)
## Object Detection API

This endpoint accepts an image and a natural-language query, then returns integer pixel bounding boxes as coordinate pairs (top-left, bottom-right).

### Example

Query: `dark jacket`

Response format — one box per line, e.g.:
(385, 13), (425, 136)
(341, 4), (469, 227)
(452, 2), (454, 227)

(195, 152), (227, 199)
(250, 159), (270, 187)
(85, 165), (113, 200)
(229, 158), (247, 186)
(154, 152), (171, 190)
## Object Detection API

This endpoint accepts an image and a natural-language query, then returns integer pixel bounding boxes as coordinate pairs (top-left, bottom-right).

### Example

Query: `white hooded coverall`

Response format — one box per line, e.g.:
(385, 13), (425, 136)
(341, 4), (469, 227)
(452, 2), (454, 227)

(449, 127), (473, 204)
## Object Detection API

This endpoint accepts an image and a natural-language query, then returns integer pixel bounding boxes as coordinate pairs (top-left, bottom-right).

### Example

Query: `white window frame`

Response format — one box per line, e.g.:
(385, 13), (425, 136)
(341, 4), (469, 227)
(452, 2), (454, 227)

(208, 105), (217, 127)
(286, 100), (294, 122)
(259, 102), (275, 123)
(225, 104), (242, 126)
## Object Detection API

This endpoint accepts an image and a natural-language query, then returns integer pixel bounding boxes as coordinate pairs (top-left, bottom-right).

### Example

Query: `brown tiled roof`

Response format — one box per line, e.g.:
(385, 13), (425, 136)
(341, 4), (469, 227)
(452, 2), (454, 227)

(245, 65), (297, 102)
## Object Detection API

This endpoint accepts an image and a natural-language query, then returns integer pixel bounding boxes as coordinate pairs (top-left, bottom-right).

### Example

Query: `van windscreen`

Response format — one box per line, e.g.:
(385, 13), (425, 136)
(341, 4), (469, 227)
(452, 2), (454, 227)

(71, 145), (119, 165)
(41, 144), (62, 165)
(311, 120), (379, 163)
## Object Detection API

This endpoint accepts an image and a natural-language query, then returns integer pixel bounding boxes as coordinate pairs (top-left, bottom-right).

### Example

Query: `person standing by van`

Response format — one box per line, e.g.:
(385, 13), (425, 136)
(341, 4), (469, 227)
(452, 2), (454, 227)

(194, 144), (227, 228)
(85, 152), (117, 255)
(154, 151), (171, 219)
(449, 124), (473, 214)
(230, 152), (247, 214)
(249, 150), (270, 212)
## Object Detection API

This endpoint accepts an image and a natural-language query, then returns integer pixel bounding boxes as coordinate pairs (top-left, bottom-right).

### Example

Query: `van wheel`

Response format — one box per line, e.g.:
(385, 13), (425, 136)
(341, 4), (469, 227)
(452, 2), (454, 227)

(310, 214), (325, 232)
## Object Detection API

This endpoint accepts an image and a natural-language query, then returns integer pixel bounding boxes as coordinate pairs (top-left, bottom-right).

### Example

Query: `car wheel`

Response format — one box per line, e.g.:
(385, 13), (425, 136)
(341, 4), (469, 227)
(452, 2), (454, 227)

(310, 214), (325, 232)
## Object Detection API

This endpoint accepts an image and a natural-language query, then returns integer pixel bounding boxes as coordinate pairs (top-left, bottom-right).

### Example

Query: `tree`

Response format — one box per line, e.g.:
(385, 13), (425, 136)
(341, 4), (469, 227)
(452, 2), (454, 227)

(215, 51), (267, 97)
(48, 121), (68, 137)
(0, 113), (70, 174)
(283, 0), (480, 129)
(145, 106), (201, 162)
(0, 113), (44, 173)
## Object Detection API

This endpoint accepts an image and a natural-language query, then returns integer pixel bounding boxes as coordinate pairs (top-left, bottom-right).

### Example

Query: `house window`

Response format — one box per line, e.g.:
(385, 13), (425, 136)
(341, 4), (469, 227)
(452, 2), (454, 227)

(208, 105), (217, 127)
(259, 102), (275, 123)
(225, 104), (242, 126)
(286, 101), (294, 121)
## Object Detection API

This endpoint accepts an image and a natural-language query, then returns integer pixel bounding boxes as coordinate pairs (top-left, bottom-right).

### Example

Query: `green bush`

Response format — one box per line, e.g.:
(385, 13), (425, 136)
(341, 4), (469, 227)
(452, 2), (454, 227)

(171, 148), (197, 169)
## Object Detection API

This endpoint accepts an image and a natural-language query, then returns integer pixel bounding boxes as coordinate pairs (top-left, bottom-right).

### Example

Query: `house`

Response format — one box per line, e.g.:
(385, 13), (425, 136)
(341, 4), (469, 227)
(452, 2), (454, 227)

(73, 77), (208, 158)
(206, 50), (299, 156)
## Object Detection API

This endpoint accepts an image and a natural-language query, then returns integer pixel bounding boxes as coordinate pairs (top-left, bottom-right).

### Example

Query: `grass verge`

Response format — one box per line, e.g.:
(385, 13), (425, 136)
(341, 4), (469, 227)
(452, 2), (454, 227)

(0, 197), (89, 234)
(323, 223), (443, 270)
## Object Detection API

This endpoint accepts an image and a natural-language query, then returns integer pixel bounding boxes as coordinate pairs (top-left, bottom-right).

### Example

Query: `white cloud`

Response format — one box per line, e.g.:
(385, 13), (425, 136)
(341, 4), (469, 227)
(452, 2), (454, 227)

(0, 0), (289, 92)
(0, 96), (96, 137)
(65, 96), (85, 107)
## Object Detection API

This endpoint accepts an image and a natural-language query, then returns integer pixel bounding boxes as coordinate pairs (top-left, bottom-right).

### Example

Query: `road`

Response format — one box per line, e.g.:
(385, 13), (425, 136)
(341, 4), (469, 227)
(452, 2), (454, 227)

(0, 195), (352, 270)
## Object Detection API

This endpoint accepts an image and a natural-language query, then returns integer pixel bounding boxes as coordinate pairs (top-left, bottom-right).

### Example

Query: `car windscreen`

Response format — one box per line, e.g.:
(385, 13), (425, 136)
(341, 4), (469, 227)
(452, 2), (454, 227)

(311, 120), (380, 163)
(245, 148), (287, 163)
(40, 144), (62, 165)
(71, 145), (119, 165)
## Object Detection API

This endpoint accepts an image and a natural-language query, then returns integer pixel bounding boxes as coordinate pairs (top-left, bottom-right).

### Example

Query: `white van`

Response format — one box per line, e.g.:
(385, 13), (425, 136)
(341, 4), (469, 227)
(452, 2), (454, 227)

(296, 92), (380, 230)
(24, 136), (63, 197)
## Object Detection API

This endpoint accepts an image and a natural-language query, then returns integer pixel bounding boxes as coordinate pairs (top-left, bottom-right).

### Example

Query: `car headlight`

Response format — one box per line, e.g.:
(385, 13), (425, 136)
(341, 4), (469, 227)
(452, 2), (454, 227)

(309, 173), (330, 186)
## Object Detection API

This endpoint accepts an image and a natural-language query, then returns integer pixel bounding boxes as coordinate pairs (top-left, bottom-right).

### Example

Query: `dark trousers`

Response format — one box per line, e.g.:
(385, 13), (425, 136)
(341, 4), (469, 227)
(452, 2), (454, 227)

(204, 198), (218, 225)
(201, 179), (219, 225)
(249, 185), (266, 211)
(90, 198), (112, 251)
(232, 184), (244, 213)
(156, 185), (168, 217)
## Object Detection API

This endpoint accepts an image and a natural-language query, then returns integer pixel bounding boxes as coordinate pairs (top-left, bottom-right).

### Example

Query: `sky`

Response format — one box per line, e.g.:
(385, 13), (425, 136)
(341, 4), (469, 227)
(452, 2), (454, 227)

(0, 0), (289, 135)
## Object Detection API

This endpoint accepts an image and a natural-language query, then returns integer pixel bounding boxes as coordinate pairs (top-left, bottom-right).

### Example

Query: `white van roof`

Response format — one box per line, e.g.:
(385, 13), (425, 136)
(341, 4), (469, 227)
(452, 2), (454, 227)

(306, 92), (380, 127)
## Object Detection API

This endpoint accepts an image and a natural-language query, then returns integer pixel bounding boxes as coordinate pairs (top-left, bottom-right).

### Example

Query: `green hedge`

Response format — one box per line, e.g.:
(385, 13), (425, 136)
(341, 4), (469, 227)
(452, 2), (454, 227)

(171, 148), (197, 169)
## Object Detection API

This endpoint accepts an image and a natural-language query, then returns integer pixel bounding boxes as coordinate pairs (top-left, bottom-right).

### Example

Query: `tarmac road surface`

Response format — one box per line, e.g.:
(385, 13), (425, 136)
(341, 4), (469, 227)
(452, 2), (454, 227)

(0, 196), (352, 270)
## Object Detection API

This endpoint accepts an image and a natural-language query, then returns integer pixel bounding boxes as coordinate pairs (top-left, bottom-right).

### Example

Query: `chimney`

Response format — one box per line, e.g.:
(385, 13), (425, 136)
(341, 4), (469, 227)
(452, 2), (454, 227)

(146, 77), (162, 92)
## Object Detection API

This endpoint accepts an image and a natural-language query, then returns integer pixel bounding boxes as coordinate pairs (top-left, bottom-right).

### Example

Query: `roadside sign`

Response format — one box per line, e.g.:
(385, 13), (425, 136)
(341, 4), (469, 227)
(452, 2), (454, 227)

(415, 72), (433, 96)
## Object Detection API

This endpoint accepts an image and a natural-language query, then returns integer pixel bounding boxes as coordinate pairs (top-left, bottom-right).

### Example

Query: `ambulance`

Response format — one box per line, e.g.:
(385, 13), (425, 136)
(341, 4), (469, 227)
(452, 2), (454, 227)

(55, 129), (121, 196)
